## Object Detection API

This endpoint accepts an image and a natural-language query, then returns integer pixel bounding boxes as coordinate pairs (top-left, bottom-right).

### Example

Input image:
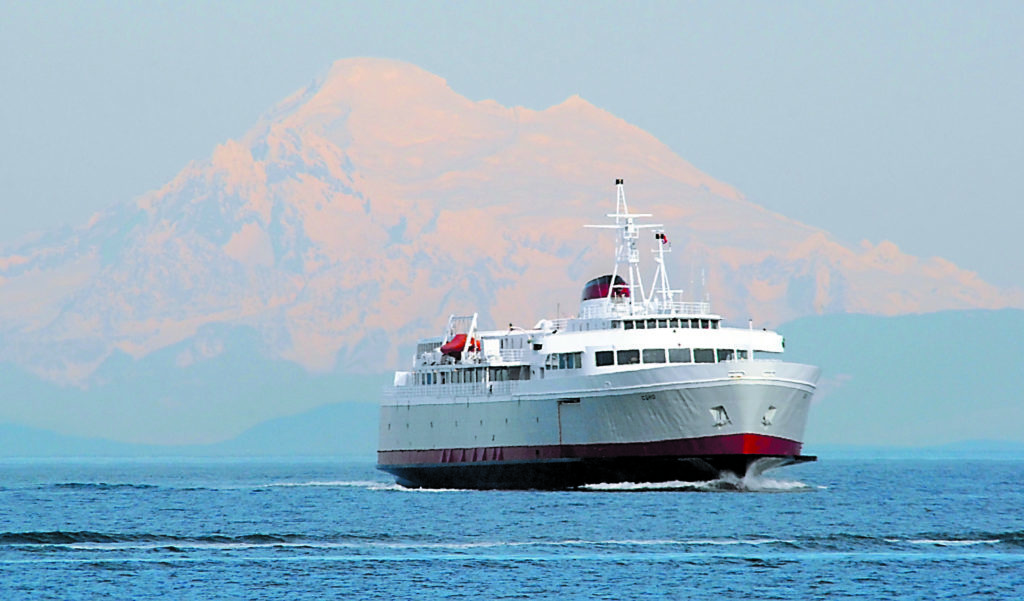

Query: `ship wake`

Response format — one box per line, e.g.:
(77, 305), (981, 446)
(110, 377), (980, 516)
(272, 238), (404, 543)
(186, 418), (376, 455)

(582, 458), (816, 493)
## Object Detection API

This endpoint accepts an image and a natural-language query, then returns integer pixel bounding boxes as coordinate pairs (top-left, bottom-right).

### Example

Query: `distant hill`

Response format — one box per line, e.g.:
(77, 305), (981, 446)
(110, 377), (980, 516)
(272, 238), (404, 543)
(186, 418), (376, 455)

(1, 423), (146, 457)
(806, 440), (1024, 459)
(1, 401), (378, 458)
(204, 400), (377, 458)
(781, 309), (1024, 447)
(0, 324), (389, 445)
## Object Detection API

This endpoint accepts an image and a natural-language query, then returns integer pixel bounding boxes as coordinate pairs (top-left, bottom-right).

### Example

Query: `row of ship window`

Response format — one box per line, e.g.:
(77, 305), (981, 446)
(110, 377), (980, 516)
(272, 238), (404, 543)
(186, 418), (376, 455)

(414, 348), (754, 385)
(416, 366), (530, 386)
(617, 318), (720, 330)
(595, 348), (747, 367)
(546, 347), (751, 371)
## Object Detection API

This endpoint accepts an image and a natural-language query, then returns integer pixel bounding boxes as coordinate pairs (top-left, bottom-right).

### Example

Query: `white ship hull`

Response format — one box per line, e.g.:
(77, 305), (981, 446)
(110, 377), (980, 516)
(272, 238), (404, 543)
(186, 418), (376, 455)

(378, 361), (818, 489)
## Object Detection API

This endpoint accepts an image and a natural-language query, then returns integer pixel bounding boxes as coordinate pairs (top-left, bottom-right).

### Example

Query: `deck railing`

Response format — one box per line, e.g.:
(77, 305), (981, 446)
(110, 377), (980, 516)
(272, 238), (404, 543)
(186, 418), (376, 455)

(383, 379), (523, 402)
(497, 348), (525, 362)
(580, 297), (712, 319)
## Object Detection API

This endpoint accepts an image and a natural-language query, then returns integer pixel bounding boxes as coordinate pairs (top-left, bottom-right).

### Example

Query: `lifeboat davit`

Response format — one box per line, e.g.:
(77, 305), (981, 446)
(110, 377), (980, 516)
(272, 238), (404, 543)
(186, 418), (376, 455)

(441, 333), (480, 357)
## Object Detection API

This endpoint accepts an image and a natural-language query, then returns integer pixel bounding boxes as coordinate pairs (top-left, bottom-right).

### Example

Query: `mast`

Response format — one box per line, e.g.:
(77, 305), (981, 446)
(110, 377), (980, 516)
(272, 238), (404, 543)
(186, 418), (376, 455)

(649, 228), (673, 308)
(585, 179), (660, 315)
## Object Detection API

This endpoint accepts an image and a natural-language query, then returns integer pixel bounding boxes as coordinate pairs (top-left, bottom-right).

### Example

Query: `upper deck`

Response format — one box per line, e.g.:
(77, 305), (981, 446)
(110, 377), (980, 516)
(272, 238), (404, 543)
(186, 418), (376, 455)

(401, 310), (784, 382)
(394, 180), (789, 393)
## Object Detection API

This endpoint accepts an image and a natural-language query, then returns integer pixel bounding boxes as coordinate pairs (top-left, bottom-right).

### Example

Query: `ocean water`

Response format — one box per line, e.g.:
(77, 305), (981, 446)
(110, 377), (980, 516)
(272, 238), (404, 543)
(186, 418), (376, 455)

(1, 457), (1021, 600)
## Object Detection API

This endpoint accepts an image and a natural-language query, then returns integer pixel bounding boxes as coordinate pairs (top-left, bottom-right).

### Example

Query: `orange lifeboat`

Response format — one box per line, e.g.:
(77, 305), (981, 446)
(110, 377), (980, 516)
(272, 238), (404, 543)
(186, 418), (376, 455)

(440, 333), (480, 356)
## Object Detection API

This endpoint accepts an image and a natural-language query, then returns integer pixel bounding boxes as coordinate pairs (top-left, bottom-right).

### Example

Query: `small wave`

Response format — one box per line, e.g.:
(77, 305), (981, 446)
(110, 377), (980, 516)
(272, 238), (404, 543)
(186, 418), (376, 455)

(888, 531), (1024, 548)
(254, 480), (478, 492)
(49, 482), (159, 491)
(0, 531), (128, 545)
(905, 539), (1000, 547)
(554, 538), (796, 547)
(807, 532), (1024, 552)
(257, 480), (397, 490)
(0, 531), (310, 548)
(0, 531), (798, 552)
(8, 529), (1019, 554)
(999, 531), (1024, 547)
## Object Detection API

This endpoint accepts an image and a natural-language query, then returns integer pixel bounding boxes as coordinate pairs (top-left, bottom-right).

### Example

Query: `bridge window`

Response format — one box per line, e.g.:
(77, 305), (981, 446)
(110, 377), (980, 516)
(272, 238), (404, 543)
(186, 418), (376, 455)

(646, 319), (657, 329)
(694, 348), (716, 363)
(595, 351), (614, 367)
(623, 320), (634, 330)
(657, 319), (668, 328)
(634, 320), (645, 330)
(669, 348), (691, 363)
(548, 352), (583, 370)
(617, 349), (640, 365)
(642, 349), (666, 364)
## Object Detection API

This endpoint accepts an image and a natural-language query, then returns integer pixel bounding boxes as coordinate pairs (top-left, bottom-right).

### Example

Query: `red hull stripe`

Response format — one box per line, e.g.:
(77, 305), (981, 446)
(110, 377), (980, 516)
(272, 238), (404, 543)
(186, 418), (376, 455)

(378, 433), (801, 466)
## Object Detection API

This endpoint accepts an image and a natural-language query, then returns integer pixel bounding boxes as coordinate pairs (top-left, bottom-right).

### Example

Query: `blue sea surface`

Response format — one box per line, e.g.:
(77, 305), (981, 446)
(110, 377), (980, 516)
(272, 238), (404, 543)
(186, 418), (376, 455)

(1, 457), (1021, 599)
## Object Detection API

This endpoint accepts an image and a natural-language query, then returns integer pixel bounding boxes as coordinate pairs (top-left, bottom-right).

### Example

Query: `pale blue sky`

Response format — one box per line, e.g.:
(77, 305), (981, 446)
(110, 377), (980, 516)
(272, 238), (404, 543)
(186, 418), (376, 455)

(2, 1), (1021, 287)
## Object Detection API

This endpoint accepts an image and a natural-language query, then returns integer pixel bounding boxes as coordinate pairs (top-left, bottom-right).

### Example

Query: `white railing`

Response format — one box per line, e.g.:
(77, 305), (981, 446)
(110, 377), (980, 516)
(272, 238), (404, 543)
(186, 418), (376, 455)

(654, 300), (713, 315)
(498, 348), (525, 362)
(549, 318), (570, 331)
(580, 298), (712, 318)
(384, 379), (523, 401)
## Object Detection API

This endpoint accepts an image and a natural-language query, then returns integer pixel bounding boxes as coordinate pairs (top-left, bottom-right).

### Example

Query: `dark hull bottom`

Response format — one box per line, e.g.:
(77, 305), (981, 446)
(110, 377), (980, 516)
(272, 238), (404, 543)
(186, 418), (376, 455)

(378, 454), (816, 490)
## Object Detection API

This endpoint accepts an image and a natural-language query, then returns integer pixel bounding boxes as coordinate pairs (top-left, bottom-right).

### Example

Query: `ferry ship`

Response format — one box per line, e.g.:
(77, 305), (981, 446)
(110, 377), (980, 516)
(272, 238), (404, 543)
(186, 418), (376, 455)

(377, 180), (820, 489)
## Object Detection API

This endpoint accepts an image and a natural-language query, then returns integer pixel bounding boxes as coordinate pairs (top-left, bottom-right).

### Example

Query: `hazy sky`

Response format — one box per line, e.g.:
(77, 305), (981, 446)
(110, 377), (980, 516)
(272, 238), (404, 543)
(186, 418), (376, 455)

(2, 1), (1022, 287)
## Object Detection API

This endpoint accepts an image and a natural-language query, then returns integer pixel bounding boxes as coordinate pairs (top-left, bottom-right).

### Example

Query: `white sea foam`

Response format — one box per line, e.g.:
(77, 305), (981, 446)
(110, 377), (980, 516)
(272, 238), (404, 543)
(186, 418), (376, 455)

(582, 473), (812, 492)
(256, 480), (430, 492)
(742, 475), (813, 492)
(582, 480), (717, 491)
(260, 480), (389, 488)
(906, 539), (1000, 547)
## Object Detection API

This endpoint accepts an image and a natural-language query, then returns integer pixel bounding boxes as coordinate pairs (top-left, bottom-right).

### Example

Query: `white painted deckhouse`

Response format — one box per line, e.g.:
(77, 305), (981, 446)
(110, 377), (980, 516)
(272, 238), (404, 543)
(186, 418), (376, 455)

(378, 180), (820, 489)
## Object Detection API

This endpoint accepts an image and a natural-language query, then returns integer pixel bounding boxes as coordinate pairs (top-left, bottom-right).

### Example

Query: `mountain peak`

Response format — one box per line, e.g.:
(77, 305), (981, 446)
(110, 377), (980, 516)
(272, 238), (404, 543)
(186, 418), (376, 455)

(312, 58), (454, 106)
